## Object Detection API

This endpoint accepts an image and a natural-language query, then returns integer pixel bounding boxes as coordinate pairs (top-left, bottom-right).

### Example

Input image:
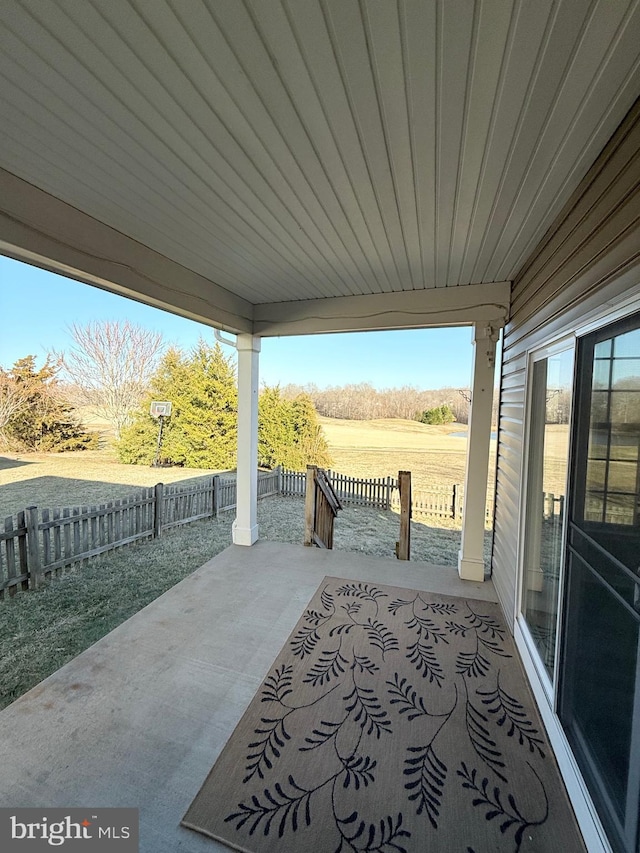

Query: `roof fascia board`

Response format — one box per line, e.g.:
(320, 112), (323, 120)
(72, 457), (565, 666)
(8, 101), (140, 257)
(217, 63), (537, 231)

(0, 168), (254, 334)
(253, 281), (512, 337)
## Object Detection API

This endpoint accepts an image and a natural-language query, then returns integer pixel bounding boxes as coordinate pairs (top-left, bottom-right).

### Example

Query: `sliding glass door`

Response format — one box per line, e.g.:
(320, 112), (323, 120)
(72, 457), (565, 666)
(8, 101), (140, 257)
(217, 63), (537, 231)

(520, 312), (640, 852)
(559, 315), (640, 853)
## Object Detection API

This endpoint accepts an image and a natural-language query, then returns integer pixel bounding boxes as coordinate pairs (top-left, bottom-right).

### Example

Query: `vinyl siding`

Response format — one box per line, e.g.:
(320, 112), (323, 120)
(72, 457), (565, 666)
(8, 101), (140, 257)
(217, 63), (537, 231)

(492, 98), (640, 628)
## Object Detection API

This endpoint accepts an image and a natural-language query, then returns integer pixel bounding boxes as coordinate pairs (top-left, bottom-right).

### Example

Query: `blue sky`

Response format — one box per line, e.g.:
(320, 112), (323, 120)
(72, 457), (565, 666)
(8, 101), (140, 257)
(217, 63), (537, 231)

(0, 255), (476, 390)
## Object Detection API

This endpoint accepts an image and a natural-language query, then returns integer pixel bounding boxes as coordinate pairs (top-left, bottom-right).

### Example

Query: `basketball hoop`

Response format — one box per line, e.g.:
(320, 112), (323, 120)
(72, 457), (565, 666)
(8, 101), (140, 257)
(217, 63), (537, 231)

(150, 401), (172, 466)
(150, 401), (172, 418)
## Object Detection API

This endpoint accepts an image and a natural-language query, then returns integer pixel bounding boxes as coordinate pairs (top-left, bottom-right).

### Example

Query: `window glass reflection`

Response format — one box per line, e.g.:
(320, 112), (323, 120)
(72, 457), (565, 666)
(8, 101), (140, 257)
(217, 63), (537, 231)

(522, 349), (573, 681)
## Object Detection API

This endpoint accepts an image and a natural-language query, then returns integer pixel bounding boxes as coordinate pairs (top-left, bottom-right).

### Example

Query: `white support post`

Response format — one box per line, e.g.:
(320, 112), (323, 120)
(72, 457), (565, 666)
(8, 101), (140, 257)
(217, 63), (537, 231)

(233, 334), (261, 546)
(458, 322), (500, 581)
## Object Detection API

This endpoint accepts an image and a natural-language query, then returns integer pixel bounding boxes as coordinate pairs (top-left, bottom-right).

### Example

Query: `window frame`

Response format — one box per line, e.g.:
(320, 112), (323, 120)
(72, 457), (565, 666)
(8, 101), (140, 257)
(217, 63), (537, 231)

(516, 335), (576, 702)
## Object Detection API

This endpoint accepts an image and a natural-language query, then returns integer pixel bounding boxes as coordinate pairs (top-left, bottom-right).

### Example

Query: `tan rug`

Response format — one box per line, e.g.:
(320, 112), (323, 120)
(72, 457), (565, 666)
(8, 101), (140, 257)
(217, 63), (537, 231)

(182, 577), (585, 853)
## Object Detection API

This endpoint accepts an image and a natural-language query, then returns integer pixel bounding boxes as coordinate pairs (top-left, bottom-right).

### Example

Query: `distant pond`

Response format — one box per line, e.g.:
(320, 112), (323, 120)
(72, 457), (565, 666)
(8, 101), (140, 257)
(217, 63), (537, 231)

(450, 431), (498, 440)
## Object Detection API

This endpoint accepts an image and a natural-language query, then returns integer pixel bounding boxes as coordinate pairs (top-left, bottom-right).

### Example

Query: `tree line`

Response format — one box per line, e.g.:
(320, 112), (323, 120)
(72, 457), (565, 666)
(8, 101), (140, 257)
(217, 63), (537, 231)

(279, 382), (473, 423)
(1, 320), (513, 465)
(0, 326), (331, 471)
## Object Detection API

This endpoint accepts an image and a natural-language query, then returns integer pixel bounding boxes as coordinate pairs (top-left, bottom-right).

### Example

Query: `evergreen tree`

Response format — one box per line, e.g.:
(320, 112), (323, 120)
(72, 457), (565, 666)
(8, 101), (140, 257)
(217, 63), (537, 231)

(258, 385), (292, 469)
(117, 341), (238, 468)
(439, 403), (455, 424)
(289, 392), (332, 469)
(118, 347), (331, 470)
(1, 355), (97, 452)
(258, 388), (331, 470)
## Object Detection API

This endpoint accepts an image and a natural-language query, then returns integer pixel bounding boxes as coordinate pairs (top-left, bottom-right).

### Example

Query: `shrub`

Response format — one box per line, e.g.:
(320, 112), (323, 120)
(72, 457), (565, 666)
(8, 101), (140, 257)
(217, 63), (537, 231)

(418, 404), (455, 425)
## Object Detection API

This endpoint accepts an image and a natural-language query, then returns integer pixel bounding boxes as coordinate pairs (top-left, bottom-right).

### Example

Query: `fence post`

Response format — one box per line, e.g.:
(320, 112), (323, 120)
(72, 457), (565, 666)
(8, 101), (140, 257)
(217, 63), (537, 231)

(277, 465), (283, 495)
(26, 506), (41, 590)
(208, 475), (215, 517)
(213, 475), (221, 517)
(543, 492), (554, 520)
(304, 466), (317, 546)
(396, 471), (411, 561)
(154, 483), (164, 538)
(452, 484), (458, 520)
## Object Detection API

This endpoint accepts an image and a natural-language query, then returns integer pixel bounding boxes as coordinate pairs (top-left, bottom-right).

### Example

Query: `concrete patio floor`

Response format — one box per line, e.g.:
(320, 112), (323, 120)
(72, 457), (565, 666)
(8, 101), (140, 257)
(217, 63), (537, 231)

(0, 541), (499, 852)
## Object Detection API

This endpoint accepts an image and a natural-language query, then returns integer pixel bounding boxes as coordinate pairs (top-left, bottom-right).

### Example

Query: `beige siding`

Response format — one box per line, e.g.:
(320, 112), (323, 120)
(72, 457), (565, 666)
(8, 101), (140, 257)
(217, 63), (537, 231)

(493, 98), (640, 627)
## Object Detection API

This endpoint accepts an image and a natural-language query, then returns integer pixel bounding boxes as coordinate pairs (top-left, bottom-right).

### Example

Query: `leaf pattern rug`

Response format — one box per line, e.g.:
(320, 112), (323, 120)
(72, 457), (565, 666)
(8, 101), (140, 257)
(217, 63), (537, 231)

(182, 577), (585, 853)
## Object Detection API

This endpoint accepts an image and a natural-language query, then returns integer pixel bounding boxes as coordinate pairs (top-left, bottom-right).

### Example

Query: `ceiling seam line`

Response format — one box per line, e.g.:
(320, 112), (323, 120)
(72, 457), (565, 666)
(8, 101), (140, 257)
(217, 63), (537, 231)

(233, 0), (359, 299)
(469, 0), (562, 282)
(457, 0), (519, 284)
(444, 0), (479, 287)
(434, 0), (442, 287)
(484, 0), (603, 276)
(398, 1), (426, 289)
(233, 0), (372, 297)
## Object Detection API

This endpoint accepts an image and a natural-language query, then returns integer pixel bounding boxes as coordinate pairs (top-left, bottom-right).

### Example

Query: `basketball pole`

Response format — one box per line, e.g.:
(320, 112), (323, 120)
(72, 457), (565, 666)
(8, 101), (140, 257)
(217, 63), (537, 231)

(152, 414), (165, 467)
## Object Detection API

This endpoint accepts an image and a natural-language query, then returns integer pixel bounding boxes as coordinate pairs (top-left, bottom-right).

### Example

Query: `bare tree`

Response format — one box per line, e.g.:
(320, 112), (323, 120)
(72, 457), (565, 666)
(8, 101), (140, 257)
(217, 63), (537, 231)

(58, 321), (165, 439)
(0, 368), (31, 446)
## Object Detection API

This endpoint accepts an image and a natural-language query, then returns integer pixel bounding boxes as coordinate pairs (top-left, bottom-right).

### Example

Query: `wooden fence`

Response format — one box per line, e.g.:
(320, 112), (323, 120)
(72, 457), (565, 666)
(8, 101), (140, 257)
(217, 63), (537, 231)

(392, 485), (495, 523)
(282, 468), (495, 522)
(0, 468), (281, 600)
(282, 469), (395, 509)
(543, 493), (564, 521)
(1, 463), (511, 600)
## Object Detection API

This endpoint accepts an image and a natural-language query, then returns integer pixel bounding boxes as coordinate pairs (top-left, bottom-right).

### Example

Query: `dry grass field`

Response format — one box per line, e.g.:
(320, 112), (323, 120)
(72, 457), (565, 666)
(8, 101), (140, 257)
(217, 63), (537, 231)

(0, 416), (497, 518)
(0, 450), (220, 520)
(319, 416), (496, 492)
(540, 424), (572, 495)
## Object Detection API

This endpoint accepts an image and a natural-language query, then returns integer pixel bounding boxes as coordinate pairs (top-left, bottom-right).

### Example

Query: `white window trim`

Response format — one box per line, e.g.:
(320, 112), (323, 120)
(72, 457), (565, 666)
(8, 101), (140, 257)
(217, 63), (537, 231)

(515, 334), (576, 649)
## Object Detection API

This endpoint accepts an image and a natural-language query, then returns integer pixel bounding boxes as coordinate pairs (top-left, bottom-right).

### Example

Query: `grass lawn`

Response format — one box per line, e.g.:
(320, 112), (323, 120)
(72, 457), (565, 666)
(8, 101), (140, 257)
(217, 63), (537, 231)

(0, 449), (221, 520)
(0, 512), (235, 709)
(0, 417), (501, 520)
(0, 418), (498, 709)
(0, 495), (490, 710)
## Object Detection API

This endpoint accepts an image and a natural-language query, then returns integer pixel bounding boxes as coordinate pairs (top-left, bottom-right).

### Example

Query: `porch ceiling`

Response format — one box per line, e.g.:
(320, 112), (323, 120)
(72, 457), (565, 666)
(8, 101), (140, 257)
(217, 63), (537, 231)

(0, 1), (639, 334)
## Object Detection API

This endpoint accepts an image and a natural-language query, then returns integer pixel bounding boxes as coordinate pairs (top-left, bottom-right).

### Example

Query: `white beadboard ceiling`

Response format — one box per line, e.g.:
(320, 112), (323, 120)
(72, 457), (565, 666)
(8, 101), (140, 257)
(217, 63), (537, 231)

(0, 0), (639, 330)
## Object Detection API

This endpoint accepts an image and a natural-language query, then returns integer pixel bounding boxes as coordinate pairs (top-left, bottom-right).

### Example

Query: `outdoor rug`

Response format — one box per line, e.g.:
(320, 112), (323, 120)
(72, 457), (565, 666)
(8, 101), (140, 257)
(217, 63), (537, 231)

(182, 577), (585, 853)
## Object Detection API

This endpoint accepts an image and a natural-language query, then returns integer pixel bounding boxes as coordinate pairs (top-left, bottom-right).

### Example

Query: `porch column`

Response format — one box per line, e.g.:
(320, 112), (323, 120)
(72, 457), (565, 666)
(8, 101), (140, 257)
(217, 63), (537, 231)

(233, 334), (261, 546)
(458, 323), (499, 581)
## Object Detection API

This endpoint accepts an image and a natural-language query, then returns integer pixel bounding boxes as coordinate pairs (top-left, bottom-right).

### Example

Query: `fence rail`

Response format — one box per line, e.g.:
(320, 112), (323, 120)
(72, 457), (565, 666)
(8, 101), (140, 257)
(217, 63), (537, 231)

(281, 468), (494, 521)
(1, 464), (507, 602)
(283, 468), (396, 509)
(0, 468), (279, 600)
